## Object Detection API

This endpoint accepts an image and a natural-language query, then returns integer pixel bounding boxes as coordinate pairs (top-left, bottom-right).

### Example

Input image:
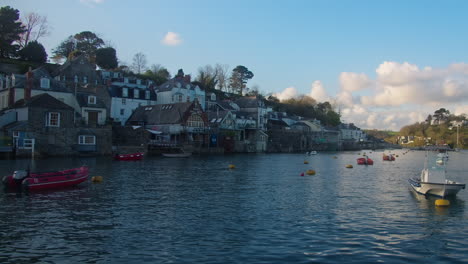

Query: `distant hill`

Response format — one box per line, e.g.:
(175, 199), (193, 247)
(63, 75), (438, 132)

(364, 129), (398, 144)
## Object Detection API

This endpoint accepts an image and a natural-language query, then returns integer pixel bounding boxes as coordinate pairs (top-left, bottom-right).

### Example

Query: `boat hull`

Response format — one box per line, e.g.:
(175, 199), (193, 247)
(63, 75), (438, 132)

(3, 166), (89, 192)
(408, 178), (465, 197)
(162, 153), (192, 158)
(357, 158), (373, 165)
(114, 153), (144, 161)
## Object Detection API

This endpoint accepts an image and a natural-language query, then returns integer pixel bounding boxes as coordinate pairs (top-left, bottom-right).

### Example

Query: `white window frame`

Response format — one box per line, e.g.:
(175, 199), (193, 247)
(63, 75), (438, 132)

(83, 76), (88, 84)
(120, 109), (125, 115)
(122, 88), (128, 97)
(122, 98), (126, 105)
(145, 90), (150, 99)
(88, 95), (96, 104)
(46, 112), (60, 127)
(78, 135), (96, 145)
(134, 89), (139, 99)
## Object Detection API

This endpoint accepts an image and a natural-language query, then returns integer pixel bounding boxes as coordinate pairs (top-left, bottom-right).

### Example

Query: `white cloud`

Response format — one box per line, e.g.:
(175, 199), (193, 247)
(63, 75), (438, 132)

(273, 86), (298, 101)
(309, 80), (329, 102)
(339, 72), (372, 92)
(161, 32), (182, 46)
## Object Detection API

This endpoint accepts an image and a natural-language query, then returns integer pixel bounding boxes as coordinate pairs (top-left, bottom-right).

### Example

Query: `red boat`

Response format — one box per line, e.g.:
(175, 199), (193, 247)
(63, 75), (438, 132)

(383, 154), (395, 161)
(357, 157), (374, 165)
(114, 152), (144, 161)
(2, 166), (89, 192)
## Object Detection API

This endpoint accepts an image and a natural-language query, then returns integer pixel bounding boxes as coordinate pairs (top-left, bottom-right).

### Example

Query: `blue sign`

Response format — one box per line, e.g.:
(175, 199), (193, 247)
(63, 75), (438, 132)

(210, 134), (217, 147)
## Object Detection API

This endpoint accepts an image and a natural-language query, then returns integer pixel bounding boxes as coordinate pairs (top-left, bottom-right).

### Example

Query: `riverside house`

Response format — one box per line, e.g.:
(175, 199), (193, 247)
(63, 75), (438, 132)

(126, 100), (209, 152)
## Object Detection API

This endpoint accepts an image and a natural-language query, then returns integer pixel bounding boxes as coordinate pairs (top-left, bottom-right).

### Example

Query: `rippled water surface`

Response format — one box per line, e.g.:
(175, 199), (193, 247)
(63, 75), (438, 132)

(1, 150), (468, 263)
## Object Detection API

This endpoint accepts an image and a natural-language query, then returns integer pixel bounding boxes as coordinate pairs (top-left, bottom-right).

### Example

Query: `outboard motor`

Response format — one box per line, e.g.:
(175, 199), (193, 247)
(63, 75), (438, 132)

(13, 170), (29, 192)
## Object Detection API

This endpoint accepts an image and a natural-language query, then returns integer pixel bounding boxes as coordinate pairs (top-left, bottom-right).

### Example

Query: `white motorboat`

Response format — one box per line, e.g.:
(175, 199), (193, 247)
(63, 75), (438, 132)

(409, 153), (465, 197)
(162, 148), (192, 158)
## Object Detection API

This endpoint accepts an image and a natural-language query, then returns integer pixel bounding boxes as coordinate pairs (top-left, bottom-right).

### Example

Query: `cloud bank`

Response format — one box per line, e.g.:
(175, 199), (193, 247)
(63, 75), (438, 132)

(275, 61), (468, 131)
(161, 32), (182, 46)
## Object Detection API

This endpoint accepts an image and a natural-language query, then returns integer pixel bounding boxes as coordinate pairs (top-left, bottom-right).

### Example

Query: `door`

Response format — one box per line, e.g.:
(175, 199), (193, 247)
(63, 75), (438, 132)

(88, 111), (98, 126)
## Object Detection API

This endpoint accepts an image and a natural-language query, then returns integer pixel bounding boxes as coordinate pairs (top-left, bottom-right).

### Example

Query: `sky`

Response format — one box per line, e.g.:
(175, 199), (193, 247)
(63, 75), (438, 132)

(4, 0), (468, 131)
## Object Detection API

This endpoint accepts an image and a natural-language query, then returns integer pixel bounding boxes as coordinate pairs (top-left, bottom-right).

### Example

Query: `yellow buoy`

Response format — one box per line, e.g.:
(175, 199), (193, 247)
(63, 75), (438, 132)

(346, 164), (353, 168)
(306, 169), (316, 175)
(333, 156), (337, 159)
(304, 161), (309, 164)
(91, 176), (103, 183)
(228, 164), (236, 169)
(435, 199), (450, 207)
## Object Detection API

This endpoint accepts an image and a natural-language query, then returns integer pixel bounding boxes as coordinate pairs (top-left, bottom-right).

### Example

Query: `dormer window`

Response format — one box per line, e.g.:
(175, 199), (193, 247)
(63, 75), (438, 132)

(74, 75), (78, 83)
(211, 93), (216, 101)
(122, 87), (128, 97)
(40, 77), (50, 89)
(145, 90), (150, 99)
(83, 76), (88, 84)
(134, 89), (139, 99)
(88, 95), (96, 104)
(178, 94), (183, 102)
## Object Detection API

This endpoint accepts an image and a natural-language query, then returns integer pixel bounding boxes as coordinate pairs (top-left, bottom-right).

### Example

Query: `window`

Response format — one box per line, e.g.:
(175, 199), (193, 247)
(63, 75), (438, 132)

(178, 94), (183, 102)
(134, 89), (139, 99)
(187, 114), (204, 128)
(40, 77), (50, 89)
(122, 88), (128, 97)
(83, 76), (88, 84)
(122, 98), (126, 105)
(62, 75), (66, 81)
(78, 135), (96, 145)
(74, 75), (78, 83)
(145, 90), (150, 99)
(46, 112), (60, 127)
(88, 96), (96, 104)
(120, 109), (125, 115)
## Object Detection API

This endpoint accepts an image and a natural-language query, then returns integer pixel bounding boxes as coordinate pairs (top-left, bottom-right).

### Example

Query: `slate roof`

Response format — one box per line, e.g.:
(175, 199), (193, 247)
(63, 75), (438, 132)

(13, 93), (74, 110)
(235, 96), (260, 108)
(207, 110), (229, 122)
(157, 78), (200, 92)
(127, 102), (193, 125)
(76, 92), (107, 108)
(108, 85), (156, 100)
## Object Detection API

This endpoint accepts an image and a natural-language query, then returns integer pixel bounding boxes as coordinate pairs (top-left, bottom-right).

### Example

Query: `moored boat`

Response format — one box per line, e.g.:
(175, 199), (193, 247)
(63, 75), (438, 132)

(357, 157), (373, 165)
(162, 148), (192, 158)
(383, 153), (395, 161)
(114, 152), (144, 161)
(2, 166), (89, 192)
(408, 153), (465, 197)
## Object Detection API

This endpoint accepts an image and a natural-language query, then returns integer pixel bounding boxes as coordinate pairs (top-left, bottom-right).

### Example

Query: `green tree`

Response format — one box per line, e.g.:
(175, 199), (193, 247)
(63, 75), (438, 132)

(18, 40), (47, 62)
(229, 65), (254, 95)
(95, 47), (118, 69)
(143, 64), (171, 85)
(195, 65), (218, 91)
(53, 31), (105, 62)
(0, 6), (26, 58)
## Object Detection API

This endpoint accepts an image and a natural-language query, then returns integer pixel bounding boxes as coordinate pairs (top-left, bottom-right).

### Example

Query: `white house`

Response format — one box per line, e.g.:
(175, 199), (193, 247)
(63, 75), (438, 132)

(155, 69), (206, 110)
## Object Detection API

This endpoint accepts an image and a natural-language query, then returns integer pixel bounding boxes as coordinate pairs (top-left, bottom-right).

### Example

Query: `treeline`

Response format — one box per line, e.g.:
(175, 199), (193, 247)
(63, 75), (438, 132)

(1, 5), (341, 126)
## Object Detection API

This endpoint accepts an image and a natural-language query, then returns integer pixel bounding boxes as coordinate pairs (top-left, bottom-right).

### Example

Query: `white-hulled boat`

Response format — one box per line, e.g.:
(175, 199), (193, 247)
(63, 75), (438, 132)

(162, 148), (192, 158)
(409, 153), (465, 197)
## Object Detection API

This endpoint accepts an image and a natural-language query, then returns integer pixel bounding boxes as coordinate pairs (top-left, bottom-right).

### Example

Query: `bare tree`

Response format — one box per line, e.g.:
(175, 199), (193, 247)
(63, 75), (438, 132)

(131, 52), (147, 74)
(19, 12), (50, 48)
(215, 63), (230, 91)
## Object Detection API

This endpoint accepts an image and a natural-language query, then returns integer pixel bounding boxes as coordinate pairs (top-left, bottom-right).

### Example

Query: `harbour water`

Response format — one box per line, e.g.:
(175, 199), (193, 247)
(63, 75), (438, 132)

(1, 150), (467, 263)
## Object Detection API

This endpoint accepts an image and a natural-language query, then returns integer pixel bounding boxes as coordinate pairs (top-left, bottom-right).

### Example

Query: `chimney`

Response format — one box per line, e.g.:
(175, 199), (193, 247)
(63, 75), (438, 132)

(25, 68), (33, 101)
(183, 74), (191, 83)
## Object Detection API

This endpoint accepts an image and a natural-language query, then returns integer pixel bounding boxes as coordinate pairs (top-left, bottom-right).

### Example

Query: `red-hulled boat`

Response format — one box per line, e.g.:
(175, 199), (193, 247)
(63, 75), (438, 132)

(2, 166), (89, 192)
(383, 154), (395, 161)
(357, 157), (374, 165)
(114, 152), (144, 161)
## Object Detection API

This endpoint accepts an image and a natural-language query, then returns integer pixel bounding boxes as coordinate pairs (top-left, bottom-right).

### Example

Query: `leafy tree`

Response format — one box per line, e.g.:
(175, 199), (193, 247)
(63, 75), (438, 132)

(19, 12), (49, 48)
(95, 47), (118, 69)
(143, 64), (171, 85)
(131, 52), (147, 74)
(0, 6), (26, 58)
(52, 31), (105, 62)
(18, 40), (47, 62)
(195, 65), (218, 91)
(229, 65), (254, 95)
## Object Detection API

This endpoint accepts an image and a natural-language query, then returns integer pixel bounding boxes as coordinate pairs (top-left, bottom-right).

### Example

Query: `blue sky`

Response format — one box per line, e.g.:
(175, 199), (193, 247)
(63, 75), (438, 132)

(4, 0), (468, 130)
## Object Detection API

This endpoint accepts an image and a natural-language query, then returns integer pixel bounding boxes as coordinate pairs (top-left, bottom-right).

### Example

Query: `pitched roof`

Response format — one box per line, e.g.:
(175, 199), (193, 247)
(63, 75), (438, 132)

(235, 96), (261, 108)
(127, 102), (193, 125)
(13, 93), (74, 110)
(157, 78), (201, 92)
